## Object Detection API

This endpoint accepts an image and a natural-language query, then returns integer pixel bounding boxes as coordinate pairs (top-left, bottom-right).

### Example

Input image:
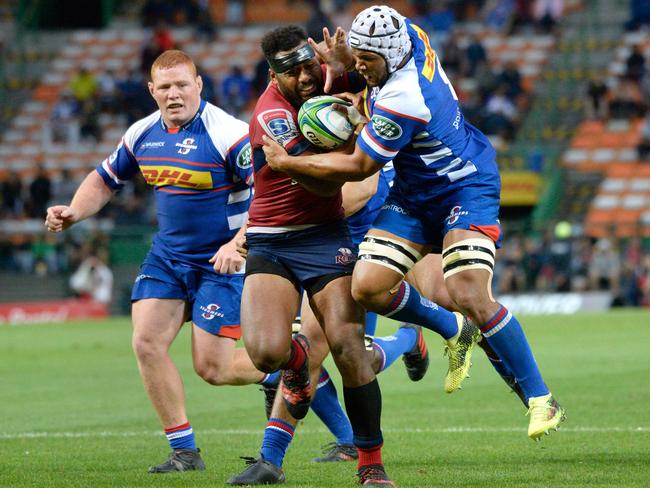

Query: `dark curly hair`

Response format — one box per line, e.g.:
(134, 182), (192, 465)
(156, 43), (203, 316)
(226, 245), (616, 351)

(261, 25), (308, 61)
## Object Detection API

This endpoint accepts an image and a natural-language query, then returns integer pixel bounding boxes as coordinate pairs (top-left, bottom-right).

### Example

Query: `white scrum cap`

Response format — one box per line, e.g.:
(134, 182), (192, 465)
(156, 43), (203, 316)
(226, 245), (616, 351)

(348, 5), (411, 73)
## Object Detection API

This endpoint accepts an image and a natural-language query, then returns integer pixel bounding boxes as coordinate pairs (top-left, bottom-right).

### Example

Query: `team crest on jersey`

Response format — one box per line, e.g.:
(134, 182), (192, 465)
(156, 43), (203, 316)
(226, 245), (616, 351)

(200, 303), (224, 320)
(258, 109), (299, 147)
(335, 247), (355, 265)
(446, 205), (468, 225)
(371, 115), (403, 140)
(176, 138), (198, 155)
(236, 142), (252, 169)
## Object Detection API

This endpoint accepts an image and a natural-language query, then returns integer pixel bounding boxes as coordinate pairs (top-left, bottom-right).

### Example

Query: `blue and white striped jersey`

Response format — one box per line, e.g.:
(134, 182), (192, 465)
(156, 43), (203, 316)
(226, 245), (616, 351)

(357, 20), (500, 208)
(97, 100), (253, 271)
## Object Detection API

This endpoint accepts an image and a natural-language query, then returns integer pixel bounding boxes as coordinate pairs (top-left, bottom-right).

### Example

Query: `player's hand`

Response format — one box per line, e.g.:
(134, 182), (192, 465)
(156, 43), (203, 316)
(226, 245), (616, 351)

(45, 205), (78, 233)
(209, 240), (246, 274)
(262, 135), (289, 172)
(308, 27), (354, 93)
(235, 235), (248, 258)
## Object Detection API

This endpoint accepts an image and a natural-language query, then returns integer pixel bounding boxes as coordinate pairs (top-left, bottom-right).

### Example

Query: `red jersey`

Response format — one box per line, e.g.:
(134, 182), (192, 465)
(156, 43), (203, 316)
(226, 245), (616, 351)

(247, 69), (354, 230)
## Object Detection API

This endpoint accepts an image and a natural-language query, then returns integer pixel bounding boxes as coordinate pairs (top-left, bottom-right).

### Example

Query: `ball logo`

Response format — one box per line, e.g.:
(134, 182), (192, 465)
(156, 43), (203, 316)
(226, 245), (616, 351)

(200, 303), (224, 320)
(176, 138), (198, 155)
(371, 115), (402, 140)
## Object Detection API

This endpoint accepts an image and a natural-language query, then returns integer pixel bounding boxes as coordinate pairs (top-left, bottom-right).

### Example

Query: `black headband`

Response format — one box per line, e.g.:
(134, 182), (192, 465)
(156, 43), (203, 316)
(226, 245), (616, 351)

(267, 43), (315, 73)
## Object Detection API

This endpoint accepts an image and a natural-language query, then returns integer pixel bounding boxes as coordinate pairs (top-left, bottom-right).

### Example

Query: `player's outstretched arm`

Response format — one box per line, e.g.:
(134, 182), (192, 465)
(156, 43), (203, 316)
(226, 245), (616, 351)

(45, 170), (113, 233)
(308, 26), (355, 93)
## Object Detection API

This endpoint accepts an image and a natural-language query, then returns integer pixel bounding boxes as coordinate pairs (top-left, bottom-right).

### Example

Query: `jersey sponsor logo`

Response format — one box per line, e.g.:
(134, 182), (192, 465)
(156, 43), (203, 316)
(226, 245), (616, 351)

(141, 166), (212, 189)
(258, 109), (300, 148)
(200, 303), (225, 320)
(176, 138), (198, 155)
(236, 141), (252, 169)
(452, 107), (462, 130)
(446, 205), (469, 225)
(411, 24), (436, 82)
(335, 247), (355, 265)
(371, 115), (403, 140)
(140, 141), (165, 149)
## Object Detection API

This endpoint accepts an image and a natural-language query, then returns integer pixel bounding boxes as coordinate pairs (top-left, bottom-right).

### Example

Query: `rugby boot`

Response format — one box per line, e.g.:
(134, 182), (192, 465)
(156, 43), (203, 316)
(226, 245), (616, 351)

(280, 333), (312, 420)
(226, 457), (285, 485)
(357, 464), (395, 487)
(527, 393), (566, 440)
(148, 448), (205, 473)
(444, 313), (481, 393)
(312, 442), (358, 462)
(400, 324), (429, 381)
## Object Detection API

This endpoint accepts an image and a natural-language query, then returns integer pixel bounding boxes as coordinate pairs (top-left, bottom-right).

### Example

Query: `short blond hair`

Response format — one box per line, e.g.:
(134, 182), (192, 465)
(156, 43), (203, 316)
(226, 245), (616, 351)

(150, 50), (197, 80)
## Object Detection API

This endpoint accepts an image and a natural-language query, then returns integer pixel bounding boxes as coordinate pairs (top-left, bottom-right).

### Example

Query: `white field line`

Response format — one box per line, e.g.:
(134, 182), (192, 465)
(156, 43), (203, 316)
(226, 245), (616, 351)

(1, 426), (648, 440)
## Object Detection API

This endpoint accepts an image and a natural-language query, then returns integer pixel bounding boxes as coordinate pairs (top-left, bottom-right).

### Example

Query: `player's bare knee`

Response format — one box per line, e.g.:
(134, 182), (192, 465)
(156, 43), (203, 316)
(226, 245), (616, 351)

(193, 360), (229, 385)
(131, 334), (165, 362)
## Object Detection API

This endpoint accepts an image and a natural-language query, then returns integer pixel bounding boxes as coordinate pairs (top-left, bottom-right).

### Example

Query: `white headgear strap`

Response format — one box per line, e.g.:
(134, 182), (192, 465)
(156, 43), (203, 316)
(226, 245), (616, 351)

(348, 5), (411, 74)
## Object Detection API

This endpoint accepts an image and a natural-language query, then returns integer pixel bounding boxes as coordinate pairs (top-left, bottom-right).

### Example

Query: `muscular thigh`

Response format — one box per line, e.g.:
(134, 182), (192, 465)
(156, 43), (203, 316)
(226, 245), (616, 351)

(406, 254), (455, 310)
(132, 298), (188, 349)
(241, 273), (301, 357)
(353, 228), (430, 296)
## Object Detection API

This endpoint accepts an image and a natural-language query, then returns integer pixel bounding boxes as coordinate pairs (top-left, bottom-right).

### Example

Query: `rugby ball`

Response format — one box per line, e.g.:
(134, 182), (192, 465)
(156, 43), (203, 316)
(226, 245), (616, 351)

(298, 96), (354, 149)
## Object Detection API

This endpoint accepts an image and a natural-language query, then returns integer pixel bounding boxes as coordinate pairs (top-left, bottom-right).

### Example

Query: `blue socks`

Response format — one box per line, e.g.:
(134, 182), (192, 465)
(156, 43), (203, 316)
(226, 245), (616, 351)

(260, 418), (295, 467)
(259, 371), (280, 385)
(310, 369), (354, 445)
(479, 305), (549, 400)
(165, 422), (196, 450)
(372, 326), (417, 372)
(382, 281), (458, 340)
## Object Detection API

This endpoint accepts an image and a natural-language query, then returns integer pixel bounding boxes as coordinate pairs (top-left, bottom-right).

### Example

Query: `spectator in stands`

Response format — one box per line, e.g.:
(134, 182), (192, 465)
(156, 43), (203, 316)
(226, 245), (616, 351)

(70, 66), (98, 103)
(79, 99), (102, 143)
(225, 0), (244, 27)
(305, 2), (334, 42)
(584, 73), (609, 120)
(464, 34), (488, 76)
(637, 111), (650, 161)
(589, 237), (621, 292)
(625, 44), (646, 83)
(220, 64), (251, 117)
(439, 30), (463, 77)
(27, 164), (52, 219)
(251, 57), (269, 97)
(197, 65), (218, 105)
(1, 171), (24, 217)
(509, 0), (534, 33)
(141, 23), (176, 76)
(194, 0), (217, 40)
(69, 252), (114, 305)
(53, 169), (81, 205)
(140, 0), (174, 28)
(97, 69), (119, 113)
(533, 0), (563, 33)
(48, 91), (80, 144)
(497, 60), (524, 101)
(483, 84), (519, 140)
(485, 0), (516, 33)
(608, 77), (644, 120)
(625, 0), (650, 31)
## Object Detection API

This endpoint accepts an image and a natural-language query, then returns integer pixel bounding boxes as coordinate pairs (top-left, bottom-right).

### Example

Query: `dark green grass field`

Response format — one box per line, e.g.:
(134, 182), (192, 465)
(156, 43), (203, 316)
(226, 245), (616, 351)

(1, 310), (649, 487)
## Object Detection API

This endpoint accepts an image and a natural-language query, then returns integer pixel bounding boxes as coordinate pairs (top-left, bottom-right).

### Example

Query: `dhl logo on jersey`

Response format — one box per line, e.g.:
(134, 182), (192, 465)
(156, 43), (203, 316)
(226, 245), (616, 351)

(141, 166), (213, 189)
(411, 24), (436, 82)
